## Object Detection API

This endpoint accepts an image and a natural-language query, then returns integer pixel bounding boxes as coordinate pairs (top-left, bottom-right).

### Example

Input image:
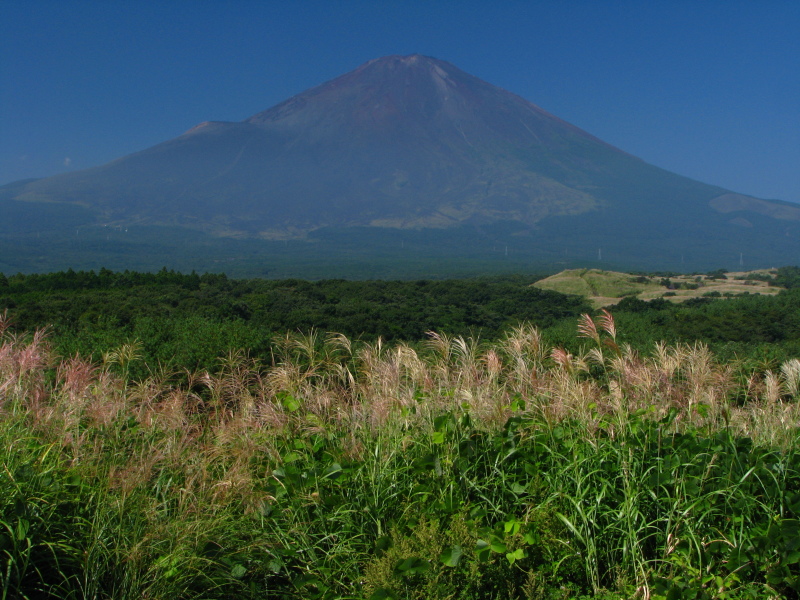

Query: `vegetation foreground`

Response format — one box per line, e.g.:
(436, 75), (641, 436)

(2, 310), (800, 599)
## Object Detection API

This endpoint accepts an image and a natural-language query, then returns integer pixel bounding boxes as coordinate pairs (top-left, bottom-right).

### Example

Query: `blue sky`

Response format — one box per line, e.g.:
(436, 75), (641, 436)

(2, 0), (798, 203)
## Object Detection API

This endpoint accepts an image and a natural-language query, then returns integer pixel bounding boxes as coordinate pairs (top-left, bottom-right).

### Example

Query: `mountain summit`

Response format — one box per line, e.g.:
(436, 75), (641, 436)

(2, 54), (799, 272)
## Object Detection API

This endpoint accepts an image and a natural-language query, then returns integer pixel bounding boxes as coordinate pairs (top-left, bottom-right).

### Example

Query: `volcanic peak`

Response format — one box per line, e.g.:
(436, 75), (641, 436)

(3, 53), (798, 274)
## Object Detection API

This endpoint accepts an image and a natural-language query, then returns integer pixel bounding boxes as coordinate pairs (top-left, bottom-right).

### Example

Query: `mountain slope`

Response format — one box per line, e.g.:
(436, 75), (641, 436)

(2, 54), (799, 273)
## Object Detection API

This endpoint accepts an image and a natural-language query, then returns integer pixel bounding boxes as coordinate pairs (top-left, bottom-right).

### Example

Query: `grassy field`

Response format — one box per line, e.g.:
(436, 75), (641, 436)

(534, 268), (781, 307)
(2, 309), (800, 599)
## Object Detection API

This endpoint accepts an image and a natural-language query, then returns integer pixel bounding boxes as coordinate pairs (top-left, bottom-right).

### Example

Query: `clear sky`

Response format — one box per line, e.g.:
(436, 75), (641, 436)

(2, 0), (798, 203)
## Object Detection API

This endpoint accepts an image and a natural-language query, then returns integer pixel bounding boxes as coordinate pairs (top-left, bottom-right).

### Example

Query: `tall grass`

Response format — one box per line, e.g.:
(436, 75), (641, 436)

(1, 311), (799, 598)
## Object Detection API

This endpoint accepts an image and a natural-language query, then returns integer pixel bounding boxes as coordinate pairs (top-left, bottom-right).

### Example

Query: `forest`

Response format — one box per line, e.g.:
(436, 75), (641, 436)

(2, 267), (800, 375)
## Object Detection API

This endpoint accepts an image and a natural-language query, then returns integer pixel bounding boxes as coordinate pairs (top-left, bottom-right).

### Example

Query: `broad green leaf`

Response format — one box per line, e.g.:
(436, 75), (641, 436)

(282, 451), (302, 463)
(440, 545), (463, 567)
(16, 519), (30, 542)
(504, 517), (522, 535)
(394, 557), (430, 576)
(475, 539), (491, 563)
(281, 395), (301, 412)
(523, 531), (537, 545)
(785, 551), (800, 565)
(322, 462), (343, 480)
(433, 414), (453, 432)
(469, 506), (487, 521)
(231, 563), (247, 579)
(375, 535), (393, 555)
(155, 555), (181, 579)
(510, 482), (526, 495)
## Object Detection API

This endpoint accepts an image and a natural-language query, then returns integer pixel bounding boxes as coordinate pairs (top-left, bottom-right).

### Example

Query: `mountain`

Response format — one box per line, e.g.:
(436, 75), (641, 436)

(2, 54), (799, 275)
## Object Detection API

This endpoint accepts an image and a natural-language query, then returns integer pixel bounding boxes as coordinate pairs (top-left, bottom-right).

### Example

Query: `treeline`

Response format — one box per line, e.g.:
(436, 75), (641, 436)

(606, 291), (800, 367)
(2, 267), (800, 375)
(0, 269), (589, 372)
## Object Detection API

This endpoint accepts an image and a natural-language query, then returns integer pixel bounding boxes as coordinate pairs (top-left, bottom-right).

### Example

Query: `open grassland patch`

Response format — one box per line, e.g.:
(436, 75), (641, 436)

(535, 268), (782, 308)
(534, 268), (663, 299)
(1, 311), (800, 599)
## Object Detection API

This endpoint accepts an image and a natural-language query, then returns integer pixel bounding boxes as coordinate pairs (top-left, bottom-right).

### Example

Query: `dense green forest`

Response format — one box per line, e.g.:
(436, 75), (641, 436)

(2, 267), (800, 376)
(0, 269), (583, 373)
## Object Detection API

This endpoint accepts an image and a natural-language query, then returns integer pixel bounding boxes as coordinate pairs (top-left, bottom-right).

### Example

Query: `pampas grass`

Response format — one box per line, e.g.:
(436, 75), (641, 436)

(2, 315), (800, 598)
